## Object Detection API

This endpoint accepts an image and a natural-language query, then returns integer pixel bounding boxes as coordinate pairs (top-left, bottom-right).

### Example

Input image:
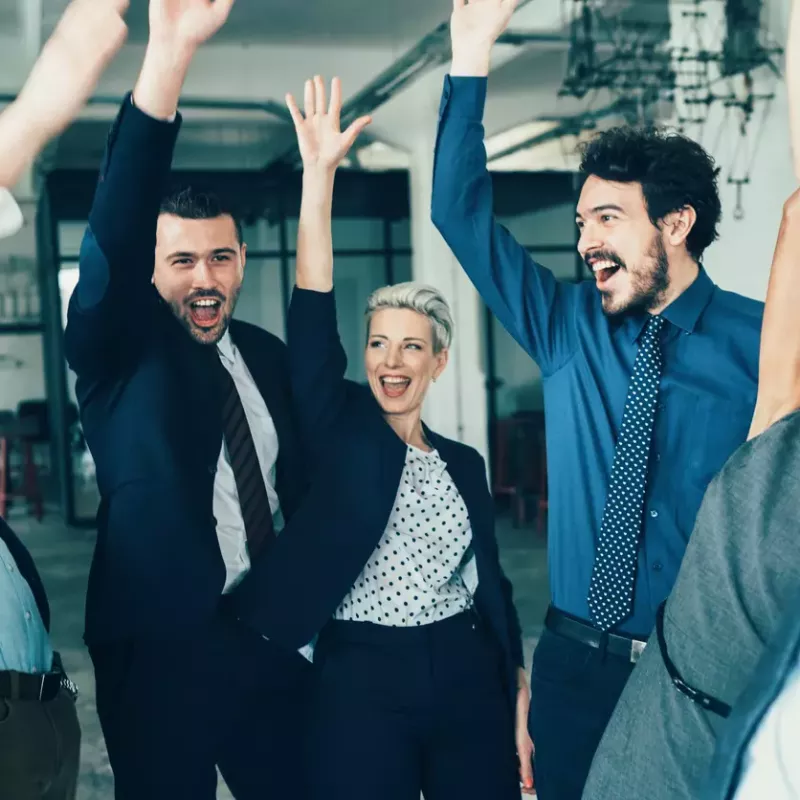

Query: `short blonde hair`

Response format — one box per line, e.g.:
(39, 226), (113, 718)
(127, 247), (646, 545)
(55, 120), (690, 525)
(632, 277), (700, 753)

(365, 282), (453, 353)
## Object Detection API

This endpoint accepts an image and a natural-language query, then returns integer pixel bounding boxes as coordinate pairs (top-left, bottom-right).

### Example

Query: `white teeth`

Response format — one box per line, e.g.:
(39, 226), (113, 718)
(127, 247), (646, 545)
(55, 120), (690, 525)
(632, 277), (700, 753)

(192, 299), (219, 307)
(381, 377), (410, 384)
(592, 261), (617, 272)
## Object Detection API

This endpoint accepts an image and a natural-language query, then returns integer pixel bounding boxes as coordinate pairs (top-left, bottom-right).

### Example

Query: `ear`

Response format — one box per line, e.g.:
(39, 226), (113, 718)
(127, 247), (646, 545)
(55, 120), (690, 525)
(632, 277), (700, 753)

(240, 243), (247, 271)
(663, 206), (697, 249)
(433, 348), (449, 381)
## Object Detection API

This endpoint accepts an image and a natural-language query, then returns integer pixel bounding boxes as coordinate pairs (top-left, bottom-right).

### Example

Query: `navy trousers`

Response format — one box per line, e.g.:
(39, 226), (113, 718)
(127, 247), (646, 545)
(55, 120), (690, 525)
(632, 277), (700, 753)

(310, 611), (520, 800)
(528, 627), (636, 800)
(90, 615), (312, 800)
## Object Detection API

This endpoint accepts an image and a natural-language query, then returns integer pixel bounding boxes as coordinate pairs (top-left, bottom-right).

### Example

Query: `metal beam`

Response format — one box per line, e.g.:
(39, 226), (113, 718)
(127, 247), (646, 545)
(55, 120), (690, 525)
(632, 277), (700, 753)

(262, 0), (543, 173)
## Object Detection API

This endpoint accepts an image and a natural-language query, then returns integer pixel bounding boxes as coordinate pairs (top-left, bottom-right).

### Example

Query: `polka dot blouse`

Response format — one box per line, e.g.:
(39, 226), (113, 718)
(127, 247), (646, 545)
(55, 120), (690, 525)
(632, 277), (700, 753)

(335, 445), (475, 626)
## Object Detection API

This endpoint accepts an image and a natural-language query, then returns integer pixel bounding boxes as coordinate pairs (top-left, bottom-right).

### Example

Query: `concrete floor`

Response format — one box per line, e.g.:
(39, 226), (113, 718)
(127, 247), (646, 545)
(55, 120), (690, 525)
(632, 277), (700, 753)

(8, 507), (549, 799)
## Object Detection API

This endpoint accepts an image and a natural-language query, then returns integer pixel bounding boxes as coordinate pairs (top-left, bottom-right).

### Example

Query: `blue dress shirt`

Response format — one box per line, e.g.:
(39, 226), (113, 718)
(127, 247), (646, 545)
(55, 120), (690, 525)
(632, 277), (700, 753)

(431, 76), (763, 635)
(0, 537), (52, 673)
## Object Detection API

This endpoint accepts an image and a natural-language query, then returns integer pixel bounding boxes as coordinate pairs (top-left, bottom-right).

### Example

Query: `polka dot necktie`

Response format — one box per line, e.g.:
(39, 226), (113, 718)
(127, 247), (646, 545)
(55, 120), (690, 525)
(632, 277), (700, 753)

(588, 315), (665, 632)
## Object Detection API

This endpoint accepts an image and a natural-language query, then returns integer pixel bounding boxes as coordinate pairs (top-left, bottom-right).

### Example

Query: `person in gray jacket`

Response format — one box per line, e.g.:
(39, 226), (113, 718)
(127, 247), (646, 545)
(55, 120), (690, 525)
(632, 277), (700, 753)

(583, 4), (800, 795)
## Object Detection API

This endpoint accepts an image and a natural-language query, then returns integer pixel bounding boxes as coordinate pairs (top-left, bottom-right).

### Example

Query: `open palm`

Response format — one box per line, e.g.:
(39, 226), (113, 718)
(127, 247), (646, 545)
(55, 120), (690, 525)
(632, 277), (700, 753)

(149, 0), (235, 48)
(450, 0), (518, 53)
(286, 76), (372, 172)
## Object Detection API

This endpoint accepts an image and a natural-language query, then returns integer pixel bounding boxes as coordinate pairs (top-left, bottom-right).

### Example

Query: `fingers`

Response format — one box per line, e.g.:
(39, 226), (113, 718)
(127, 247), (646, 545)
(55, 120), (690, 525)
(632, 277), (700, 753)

(285, 93), (304, 129)
(303, 79), (315, 117)
(342, 115), (372, 152)
(211, 0), (236, 26)
(314, 75), (327, 118)
(329, 76), (342, 125)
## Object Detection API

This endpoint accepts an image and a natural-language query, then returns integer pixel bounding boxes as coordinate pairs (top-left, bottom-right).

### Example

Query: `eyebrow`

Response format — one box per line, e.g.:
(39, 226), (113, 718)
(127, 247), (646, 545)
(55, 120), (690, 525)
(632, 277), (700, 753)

(369, 335), (427, 343)
(576, 204), (625, 220)
(166, 247), (238, 260)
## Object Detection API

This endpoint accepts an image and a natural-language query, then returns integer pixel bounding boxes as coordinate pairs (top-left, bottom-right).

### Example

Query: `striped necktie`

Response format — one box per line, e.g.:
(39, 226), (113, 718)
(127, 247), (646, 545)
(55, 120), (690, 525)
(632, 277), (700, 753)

(212, 350), (275, 559)
(588, 315), (665, 631)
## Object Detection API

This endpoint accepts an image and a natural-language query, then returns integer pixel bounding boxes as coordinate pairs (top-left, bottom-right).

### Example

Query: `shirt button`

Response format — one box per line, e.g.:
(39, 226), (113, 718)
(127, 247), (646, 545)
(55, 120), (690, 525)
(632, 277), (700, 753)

(31, 667), (37, 674)
(7, 562), (13, 572)
(650, 509), (659, 518)
(652, 561), (663, 572)
(25, 611), (31, 621)
(655, 454), (662, 462)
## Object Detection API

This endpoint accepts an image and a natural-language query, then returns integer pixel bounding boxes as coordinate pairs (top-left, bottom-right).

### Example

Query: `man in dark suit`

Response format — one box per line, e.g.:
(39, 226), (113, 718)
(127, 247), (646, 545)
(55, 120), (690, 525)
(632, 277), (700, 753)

(63, 1), (309, 797)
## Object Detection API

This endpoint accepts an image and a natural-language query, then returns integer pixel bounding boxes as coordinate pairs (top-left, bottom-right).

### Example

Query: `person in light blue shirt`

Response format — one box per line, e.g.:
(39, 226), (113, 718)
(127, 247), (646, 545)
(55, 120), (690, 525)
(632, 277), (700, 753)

(432, 2), (763, 798)
(0, 0), (130, 796)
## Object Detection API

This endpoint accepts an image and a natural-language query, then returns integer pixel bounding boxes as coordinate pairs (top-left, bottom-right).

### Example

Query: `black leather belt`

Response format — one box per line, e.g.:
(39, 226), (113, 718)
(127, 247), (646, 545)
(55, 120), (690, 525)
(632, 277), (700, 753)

(545, 606), (647, 664)
(0, 652), (78, 703)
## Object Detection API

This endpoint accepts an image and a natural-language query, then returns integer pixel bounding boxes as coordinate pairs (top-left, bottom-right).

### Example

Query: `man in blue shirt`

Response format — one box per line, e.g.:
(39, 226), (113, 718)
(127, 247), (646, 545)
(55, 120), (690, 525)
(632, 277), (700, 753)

(0, 1), (129, 796)
(432, 1), (763, 797)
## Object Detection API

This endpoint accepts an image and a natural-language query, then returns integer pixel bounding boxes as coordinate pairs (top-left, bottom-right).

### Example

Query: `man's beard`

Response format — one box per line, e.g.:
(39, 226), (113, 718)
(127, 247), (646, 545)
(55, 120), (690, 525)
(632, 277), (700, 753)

(169, 285), (240, 345)
(598, 234), (670, 317)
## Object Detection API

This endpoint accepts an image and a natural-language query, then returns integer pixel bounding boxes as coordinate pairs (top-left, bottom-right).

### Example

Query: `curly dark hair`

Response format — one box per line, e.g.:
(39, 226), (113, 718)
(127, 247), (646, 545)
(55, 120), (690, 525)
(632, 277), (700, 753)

(579, 126), (721, 261)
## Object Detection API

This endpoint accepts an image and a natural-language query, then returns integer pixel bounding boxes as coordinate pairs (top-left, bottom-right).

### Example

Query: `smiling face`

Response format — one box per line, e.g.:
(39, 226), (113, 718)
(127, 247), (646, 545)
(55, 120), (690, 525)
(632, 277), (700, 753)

(364, 307), (448, 418)
(577, 175), (670, 317)
(153, 213), (246, 345)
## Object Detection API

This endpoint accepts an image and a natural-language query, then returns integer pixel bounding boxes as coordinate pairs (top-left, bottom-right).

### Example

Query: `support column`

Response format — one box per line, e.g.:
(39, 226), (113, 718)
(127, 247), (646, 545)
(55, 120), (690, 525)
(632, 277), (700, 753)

(408, 131), (489, 466)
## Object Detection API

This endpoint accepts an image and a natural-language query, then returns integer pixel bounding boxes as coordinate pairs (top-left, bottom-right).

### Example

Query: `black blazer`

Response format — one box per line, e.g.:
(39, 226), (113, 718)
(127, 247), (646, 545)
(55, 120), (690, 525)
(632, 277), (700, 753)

(0, 517), (49, 631)
(63, 97), (305, 645)
(232, 287), (524, 703)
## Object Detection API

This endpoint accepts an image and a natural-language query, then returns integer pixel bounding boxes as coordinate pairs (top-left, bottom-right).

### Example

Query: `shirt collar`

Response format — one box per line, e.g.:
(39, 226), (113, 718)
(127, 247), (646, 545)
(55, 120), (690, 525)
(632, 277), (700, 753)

(216, 330), (236, 365)
(622, 266), (715, 342)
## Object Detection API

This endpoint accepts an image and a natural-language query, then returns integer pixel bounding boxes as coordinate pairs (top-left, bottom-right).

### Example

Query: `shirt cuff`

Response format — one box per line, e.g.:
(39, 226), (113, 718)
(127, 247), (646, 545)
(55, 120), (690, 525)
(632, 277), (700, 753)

(0, 188), (24, 239)
(439, 75), (488, 121)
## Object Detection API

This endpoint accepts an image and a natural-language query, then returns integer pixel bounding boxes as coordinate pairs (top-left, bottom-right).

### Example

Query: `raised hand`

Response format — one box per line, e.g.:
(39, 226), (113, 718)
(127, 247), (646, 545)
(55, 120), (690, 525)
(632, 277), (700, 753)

(148, 0), (235, 51)
(450, 0), (518, 76)
(18, 0), (129, 139)
(286, 76), (372, 174)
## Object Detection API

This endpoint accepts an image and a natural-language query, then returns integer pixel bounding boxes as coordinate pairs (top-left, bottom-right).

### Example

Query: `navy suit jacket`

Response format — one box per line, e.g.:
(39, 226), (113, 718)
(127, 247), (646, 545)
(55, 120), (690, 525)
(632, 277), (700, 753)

(703, 594), (800, 799)
(64, 97), (306, 645)
(230, 287), (524, 704)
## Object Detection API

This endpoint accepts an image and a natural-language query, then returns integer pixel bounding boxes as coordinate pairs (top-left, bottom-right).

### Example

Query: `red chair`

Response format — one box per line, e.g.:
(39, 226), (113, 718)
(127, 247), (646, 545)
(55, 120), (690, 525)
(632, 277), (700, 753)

(491, 413), (547, 530)
(0, 409), (43, 521)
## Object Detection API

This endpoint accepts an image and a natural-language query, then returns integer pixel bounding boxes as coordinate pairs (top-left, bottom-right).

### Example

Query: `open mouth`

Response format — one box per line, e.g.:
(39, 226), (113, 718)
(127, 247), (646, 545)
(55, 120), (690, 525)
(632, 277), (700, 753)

(588, 258), (623, 287)
(380, 375), (411, 398)
(188, 297), (223, 328)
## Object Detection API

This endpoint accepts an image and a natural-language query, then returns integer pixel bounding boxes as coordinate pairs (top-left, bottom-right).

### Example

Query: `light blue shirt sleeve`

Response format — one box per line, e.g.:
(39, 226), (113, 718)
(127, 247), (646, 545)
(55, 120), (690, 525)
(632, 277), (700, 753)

(0, 539), (53, 673)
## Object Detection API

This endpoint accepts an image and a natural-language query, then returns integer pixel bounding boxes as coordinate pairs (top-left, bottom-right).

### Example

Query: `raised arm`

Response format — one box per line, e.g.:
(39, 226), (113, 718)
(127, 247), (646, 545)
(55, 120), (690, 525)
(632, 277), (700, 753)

(747, 0), (800, 439)
(63, 0), (234, 379)
(431, 0), (579, 374)
(285, 76), (371, 438)
(0, 0), (128, 192)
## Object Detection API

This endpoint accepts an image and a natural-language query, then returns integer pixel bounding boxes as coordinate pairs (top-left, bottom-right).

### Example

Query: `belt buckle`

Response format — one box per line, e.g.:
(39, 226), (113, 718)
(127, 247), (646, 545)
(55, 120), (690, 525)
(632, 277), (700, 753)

(630, 639), (646, 664)
(37, 674), (47, 702)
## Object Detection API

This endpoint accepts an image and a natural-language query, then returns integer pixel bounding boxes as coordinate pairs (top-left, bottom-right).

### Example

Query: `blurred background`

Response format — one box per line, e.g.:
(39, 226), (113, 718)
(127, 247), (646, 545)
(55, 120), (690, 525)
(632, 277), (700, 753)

(0, 0), (790, 796)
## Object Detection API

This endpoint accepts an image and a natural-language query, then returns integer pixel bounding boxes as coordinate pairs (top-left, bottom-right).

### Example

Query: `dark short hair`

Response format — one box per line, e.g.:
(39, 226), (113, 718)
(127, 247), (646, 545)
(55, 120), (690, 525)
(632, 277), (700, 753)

(159, 186), (243, 244)
(579, 127), (721, 261)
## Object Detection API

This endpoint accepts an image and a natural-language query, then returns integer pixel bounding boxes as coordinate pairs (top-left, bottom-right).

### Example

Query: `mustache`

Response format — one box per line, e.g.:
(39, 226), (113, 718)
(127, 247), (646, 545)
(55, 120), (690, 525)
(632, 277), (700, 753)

(585, 250), (627, 270)
(184, 289), (226, 305)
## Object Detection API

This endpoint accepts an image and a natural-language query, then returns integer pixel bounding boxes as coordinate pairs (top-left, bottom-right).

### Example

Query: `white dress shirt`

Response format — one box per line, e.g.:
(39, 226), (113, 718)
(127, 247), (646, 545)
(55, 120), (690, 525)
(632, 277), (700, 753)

(335, 445), (476, 626)
(734, 659), (800, 799)
(213, 331), (283, 593)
